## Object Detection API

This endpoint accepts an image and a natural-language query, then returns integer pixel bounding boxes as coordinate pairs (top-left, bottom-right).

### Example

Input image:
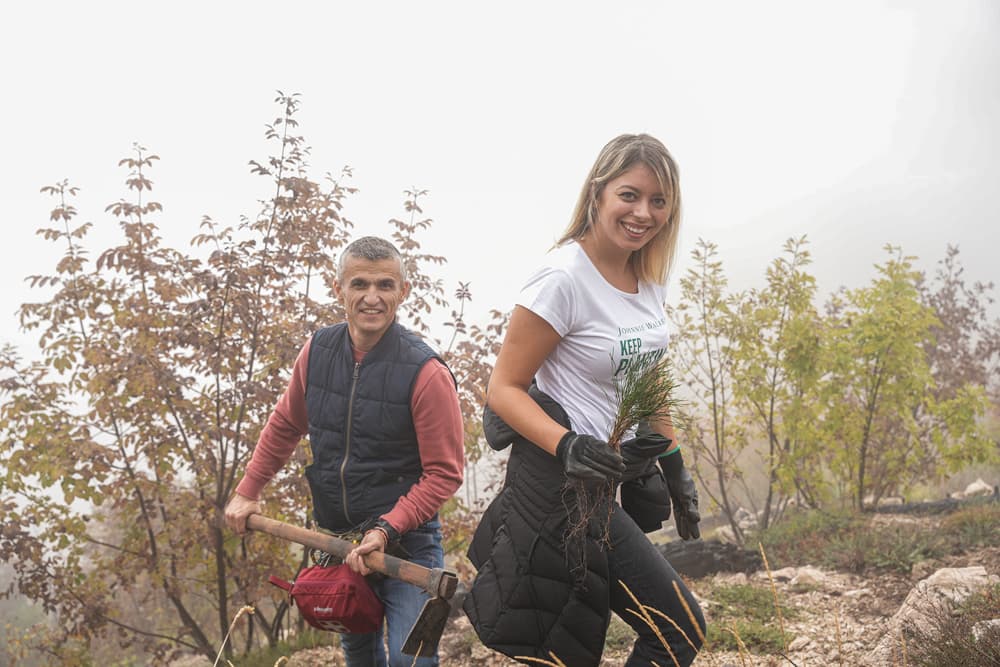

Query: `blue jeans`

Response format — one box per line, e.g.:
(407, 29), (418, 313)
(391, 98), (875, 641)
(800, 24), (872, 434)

(341, 518), (443, 667)
(607, 504), (706, 666)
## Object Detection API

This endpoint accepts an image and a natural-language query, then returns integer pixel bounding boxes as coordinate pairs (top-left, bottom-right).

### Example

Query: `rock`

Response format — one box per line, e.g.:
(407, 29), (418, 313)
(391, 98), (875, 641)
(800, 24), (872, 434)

(714, 525), (737, 544)
(790, 566), (827, 588)
(769, 566), (798, 582)
(714, 572), (748, 586)
(788, 635), (812, 651)
(844, 587), (870, 598)
(972, 618), (1000, 642)
(656, 538), (763, 578)
(862, 567), (1000, 666)
(964, 478), (994, 497)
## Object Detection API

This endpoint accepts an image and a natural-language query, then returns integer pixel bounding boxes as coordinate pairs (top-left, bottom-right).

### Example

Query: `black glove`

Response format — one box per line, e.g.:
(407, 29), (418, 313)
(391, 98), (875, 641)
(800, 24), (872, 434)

(659, 450), (701, 539)
(556, 431), (625, 483)
(620, 431), (673, 482)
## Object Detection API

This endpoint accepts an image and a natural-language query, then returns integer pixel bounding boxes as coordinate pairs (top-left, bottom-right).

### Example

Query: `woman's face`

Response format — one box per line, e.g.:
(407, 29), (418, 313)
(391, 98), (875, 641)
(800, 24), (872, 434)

(592, 162), (669, 254)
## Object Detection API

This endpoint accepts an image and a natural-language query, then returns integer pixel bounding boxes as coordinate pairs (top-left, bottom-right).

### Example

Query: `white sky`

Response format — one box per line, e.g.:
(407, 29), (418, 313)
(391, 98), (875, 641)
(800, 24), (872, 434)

(3, 0), (999, 357)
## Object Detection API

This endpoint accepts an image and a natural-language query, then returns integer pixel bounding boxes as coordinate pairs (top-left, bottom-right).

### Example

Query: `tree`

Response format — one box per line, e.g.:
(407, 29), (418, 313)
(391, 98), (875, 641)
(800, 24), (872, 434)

(730, 236), (823, 527)
(667, 239), (749, 543)
(818, 246), (993, 510)
(918, 244), (1000, 405)
(0, 92), (496, 664)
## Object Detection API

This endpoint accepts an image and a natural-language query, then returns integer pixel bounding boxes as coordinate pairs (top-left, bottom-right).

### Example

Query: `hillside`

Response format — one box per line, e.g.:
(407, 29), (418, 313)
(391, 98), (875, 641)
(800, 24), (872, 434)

(270, 504), (999, 667)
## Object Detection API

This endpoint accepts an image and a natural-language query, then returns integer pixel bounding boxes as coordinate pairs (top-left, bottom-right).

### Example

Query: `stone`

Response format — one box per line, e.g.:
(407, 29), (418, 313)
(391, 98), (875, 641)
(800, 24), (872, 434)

(790, 566), (827, 588)
(714, 525), (737, 544)
(656, 538), (763, 578)
(972, 618), (1000, 642)
(964, 478), (995, 497)
(863, 567), (1000, 666)
(769, 566), (798, 582)
(715, 571), (748, 586)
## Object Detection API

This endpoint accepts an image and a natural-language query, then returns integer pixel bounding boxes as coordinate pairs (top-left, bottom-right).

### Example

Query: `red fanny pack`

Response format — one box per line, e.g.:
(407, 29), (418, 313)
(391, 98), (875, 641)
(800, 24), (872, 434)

(269, 564), (384, 633)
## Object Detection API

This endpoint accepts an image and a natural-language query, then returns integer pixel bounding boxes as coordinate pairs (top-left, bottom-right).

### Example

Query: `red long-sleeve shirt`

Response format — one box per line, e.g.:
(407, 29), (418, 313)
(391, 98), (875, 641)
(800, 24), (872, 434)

(236, 338), (465, 535)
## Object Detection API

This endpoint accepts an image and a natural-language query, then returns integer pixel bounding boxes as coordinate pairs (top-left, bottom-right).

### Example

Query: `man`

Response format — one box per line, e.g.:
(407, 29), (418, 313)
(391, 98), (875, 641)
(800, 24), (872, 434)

(225, 236), (464, 667)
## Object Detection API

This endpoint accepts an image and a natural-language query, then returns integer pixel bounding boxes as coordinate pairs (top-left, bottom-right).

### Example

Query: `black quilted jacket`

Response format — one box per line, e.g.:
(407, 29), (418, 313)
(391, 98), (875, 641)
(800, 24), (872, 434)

(463, 386), (610, 667)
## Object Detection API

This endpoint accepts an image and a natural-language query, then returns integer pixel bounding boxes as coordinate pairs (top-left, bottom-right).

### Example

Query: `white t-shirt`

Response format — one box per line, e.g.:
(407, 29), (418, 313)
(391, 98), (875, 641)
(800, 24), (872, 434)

(516, 242), (670, 441)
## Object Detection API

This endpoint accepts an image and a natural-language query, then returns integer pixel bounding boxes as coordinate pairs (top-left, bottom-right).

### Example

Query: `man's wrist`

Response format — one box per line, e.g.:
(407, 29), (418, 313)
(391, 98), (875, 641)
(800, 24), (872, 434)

(373, 518), (401, 546)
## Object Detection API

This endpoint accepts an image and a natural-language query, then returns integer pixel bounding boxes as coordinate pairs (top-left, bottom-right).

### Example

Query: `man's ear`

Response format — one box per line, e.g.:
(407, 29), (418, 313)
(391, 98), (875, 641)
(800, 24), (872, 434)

(401, 281), (412, 302)
(332, 278), (343, 301)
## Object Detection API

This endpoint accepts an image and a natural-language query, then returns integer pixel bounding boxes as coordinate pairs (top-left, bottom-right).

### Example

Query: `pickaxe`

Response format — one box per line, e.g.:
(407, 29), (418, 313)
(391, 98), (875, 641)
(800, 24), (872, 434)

(244, 513), (461, 657)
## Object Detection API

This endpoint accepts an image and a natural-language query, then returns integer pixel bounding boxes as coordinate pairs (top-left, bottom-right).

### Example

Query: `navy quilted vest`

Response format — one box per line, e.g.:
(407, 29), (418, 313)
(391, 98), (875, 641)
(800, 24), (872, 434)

(304, 321), (442, 531)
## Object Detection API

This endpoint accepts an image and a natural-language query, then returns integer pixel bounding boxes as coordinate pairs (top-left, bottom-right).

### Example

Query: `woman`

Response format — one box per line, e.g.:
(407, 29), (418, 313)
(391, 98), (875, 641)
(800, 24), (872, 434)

(464, 134), (706, 666)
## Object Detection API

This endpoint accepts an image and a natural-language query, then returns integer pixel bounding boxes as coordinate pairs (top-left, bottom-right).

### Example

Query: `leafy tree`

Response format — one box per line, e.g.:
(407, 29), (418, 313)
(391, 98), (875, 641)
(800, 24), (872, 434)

(818, 246), (993, 509)
(918, 244), (1000, 405)
(667, 238), (749, 542)
(730, 236), (823, 526)
(0, 93), (497, 664)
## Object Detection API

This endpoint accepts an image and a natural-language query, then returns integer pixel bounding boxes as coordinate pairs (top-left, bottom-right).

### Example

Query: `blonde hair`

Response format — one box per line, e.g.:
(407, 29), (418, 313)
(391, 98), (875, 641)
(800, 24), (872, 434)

(557, 133), (681, 284)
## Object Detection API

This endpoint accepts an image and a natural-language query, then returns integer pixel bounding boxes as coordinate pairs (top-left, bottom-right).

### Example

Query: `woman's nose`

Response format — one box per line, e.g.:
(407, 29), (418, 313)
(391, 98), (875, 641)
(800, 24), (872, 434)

(634, 199), (651, 219)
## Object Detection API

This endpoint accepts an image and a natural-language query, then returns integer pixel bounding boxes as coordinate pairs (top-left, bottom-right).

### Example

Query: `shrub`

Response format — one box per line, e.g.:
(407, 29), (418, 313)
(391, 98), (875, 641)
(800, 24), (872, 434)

(939, 503), (1000, 551)
(907, 584), (1000, 667)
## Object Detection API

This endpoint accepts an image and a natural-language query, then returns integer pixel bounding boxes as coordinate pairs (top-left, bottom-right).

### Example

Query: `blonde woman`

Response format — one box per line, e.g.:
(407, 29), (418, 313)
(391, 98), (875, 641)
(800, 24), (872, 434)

(464, 134), (705, 666)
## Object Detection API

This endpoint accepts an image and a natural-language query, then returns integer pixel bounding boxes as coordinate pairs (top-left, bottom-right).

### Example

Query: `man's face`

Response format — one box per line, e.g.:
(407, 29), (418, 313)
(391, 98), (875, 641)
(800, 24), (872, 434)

(334, 256), (410, 350)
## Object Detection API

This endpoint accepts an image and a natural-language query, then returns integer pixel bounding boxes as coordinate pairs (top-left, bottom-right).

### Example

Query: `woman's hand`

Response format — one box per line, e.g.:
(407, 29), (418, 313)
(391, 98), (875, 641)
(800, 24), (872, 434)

(556, 431), (625, 482)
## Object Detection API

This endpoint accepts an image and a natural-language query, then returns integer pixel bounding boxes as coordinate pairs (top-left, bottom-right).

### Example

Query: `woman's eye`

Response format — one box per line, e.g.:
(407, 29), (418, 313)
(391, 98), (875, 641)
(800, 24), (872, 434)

(653, 197), (667, 208)
(619, 191), (637, 201)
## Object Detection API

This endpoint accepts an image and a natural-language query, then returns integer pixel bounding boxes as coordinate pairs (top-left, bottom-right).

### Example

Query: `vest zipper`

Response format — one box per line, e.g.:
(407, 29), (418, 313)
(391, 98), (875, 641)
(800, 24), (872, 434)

(340, 361), (361, 526)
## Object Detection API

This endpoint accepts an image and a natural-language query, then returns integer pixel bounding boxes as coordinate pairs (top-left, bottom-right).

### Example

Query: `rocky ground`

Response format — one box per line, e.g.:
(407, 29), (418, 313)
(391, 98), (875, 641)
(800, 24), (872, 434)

(183, 510), (998, 667)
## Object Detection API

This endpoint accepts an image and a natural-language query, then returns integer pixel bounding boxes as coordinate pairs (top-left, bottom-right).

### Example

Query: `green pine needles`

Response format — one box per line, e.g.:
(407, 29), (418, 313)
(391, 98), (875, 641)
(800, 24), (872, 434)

(608, 354), (684, 450)
(564, 355), (684, 575)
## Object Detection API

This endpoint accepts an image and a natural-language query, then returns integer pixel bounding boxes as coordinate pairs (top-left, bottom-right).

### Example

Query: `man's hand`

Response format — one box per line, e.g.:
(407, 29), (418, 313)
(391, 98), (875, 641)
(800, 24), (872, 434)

(346, 529), (387, 576)
(659, 452), (701, 540)
(224, 493), (261, 535)
(556, 431), (625, 483)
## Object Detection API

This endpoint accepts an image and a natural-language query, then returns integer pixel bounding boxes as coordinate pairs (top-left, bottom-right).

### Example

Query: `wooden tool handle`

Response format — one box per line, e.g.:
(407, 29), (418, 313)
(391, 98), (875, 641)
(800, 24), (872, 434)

(245, 514), (457, 599)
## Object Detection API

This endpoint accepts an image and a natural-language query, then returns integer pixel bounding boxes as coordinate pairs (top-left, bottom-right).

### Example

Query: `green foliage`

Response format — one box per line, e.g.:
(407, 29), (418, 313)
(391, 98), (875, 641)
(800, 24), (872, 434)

(704, 583), (796, 653)
(706, 619), (789, 654)
(939, 502), (1000, 550)
(825, 525), (947, 574)
(667, 238), (749, 542)
(730, 236), (824, 527)
(670, 239), (997, 541)
(756, 505), (1000, 574)
(817, 246), (992, 509)
(234, 628), (337, 667)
